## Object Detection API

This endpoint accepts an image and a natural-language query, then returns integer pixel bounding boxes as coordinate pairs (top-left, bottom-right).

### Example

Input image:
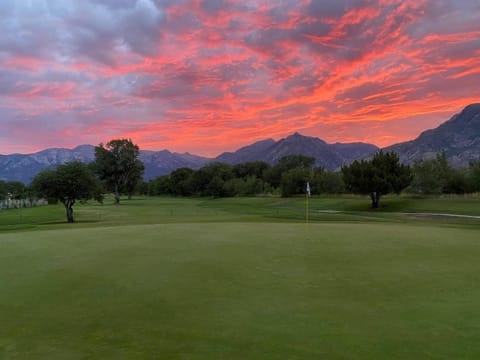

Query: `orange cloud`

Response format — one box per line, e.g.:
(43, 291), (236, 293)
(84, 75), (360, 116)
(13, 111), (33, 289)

(0, 0), (479, 156)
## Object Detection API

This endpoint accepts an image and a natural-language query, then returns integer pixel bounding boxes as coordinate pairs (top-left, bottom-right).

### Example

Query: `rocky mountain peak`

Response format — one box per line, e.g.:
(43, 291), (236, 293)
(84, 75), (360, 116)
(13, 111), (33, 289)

(385, 103), (480, 166)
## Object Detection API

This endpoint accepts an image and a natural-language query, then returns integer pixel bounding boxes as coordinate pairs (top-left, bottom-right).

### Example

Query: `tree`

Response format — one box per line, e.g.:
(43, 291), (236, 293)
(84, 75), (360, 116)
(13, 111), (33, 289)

(410, 158), (445, 194)
(169, 167), (195, 196)
(0, 180), (26, 200)
(311, 169), (346, 194)
(233, 161), (270, 180)
(410, 152), (467, 194)
(280, 168), (310, 197)
(31, 162), (102, 223)
(147, 175), (172, 195)
(206, 175), (225, 198)
(466, 161), (480, 193)
(188, 162), (233, 196)
(444, 168), (467, 194)
(124, 162), (145, 200)
(264, 155), (315, 189)
(93, 139), (144, 204)
(342, 151), (411, 208)
(277, 155), (315, 170)
(224, 175), (264, 196)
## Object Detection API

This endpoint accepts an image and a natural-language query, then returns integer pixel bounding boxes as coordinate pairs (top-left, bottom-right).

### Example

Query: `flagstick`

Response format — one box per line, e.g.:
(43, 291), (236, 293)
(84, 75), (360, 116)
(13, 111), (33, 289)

(306, 192), (309, 224)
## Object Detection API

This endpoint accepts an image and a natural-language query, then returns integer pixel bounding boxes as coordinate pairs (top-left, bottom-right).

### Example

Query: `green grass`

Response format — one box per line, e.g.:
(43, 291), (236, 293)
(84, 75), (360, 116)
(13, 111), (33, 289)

(3, 194), (479, 233)
(1, 195), (480, 358)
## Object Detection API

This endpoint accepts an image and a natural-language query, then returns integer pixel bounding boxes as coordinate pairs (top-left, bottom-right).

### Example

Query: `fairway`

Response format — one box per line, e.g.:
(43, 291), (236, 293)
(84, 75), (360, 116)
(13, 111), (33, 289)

(1, 197), (480, 359)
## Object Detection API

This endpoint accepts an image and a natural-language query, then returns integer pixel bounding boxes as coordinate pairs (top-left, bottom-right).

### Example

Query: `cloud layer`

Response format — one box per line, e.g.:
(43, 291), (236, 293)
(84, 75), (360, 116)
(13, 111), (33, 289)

(1, 0), (479, 155)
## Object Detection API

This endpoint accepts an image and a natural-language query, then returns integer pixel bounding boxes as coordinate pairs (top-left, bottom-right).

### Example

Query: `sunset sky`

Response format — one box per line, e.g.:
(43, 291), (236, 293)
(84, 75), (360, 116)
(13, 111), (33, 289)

(1, 0), (479, 156)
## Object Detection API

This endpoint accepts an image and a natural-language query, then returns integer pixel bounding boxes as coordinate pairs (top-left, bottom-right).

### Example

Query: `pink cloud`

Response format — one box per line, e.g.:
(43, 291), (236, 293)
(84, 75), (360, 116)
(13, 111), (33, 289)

(0, 0), (479, 156)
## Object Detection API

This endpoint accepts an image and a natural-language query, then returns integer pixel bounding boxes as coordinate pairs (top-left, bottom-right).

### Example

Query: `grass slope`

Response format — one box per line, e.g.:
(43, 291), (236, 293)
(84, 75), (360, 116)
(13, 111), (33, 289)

(1, 196), (480, 358)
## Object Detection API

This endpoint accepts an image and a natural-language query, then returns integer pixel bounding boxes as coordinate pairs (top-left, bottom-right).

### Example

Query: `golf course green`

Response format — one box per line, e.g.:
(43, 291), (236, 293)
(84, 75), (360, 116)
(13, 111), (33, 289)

(1, 195), (480, 359)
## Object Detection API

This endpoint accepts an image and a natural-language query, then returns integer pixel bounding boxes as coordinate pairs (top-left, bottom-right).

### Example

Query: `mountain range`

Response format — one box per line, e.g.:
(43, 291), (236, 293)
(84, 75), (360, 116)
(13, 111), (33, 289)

(0, 146), (210, 184)
(216, 133), (378, 169)
(385, 103), (480, 166)
(1, 103), (479, 184)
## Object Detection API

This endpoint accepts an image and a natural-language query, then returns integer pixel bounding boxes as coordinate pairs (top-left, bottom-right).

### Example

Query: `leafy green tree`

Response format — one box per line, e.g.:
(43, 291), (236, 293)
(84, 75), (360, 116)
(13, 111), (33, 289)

(280, 168), (310, 197)
(342, 151), (411, 208)
(124, 161), (146, 200)
(189, 162), (233, 196)
(233, 161), (270, 180)
(431, 151), (467, 194)
(93, 139), (144, 204)
(444, 168), (467, 194)
(223, 178), (244, 197)
(0, 181), (26, 199)
(223, 175), (264, 196)
(147, 175), (172, 195)
(189, 167), (211, 195)
(410, 152), (468, 194)
(206, 175), (225, 198)
(466, 161), (480, 193)
(135, 181), (149, 196)
(1, 180), (31, 210)
(228, 162), (269, 196)
(410, 158), (445, 194)
(263, 166), (283, 189)
(31, 161), (102, 223)
(242, 175), (264, 195)
(204, 163), (234, 197)
(265, 155), (314, 189)
(169, 168), (195, 196)
(311, 169), (346, 194)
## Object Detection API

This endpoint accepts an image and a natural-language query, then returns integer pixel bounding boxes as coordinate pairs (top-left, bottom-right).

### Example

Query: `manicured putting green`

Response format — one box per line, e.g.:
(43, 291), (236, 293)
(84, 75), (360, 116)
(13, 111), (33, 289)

(1, 221), (480, 359)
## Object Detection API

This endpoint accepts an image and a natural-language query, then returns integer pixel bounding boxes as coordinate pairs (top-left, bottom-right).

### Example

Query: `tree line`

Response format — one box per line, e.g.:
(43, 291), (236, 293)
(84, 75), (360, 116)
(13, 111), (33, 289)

(4, 137), (479, 223)
(146, 155), (346, 198)
(146, 151), (410, 208)
(409, 152), (480, 195)
(147, 151), (480, 206)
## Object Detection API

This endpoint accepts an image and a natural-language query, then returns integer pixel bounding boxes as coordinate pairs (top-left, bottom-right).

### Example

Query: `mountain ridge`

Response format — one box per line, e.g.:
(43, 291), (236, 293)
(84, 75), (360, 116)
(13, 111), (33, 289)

(0, 146), (211, 184)
(215, 132), (378, 170)
(385, 103), (480, 166)
(1, 103), (479, 183)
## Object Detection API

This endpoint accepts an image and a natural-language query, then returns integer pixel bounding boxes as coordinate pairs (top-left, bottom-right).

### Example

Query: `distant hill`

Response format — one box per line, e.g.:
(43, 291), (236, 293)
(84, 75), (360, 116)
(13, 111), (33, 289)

(0, 146), (209, 184)
(0, 145), (96, 184)
(216, 132), (378, 170)
(385, 103), (480, 166)
(139, 150), (209, 181)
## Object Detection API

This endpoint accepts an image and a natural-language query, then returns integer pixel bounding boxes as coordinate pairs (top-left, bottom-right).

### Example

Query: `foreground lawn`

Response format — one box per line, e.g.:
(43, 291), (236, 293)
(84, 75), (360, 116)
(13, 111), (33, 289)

(1, 196), (480, 358)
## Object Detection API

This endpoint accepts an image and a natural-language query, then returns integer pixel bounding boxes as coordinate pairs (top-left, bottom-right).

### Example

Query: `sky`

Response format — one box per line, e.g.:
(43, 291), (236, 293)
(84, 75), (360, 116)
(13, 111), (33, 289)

(0, 0), (479, 156)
